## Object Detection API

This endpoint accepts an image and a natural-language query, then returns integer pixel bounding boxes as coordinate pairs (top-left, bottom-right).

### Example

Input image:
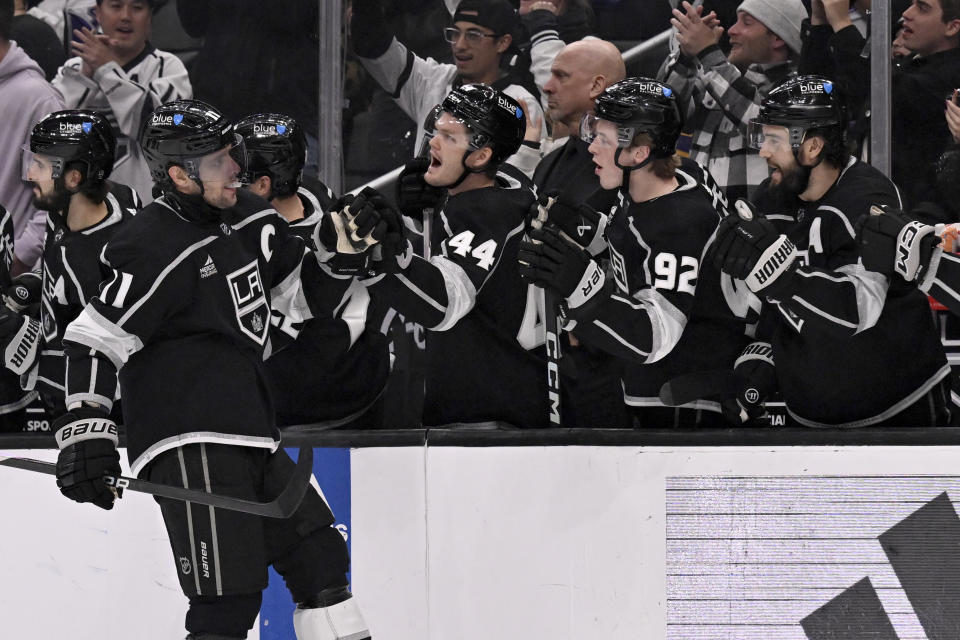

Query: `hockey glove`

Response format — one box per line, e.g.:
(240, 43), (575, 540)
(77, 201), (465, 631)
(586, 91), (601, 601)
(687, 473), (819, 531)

(518, 223), (606, 310)
(855, 205), (941, 285)
(54, 406), (121, 510)
(721, 341), (777, 426)
(314, 188), (390, 276)
(712, 199), (798, 299)
(527, 192), (607, 256)
(0, 306), (41, 375)
(396, 158), (445, 220)
(4, 271), (42, 313)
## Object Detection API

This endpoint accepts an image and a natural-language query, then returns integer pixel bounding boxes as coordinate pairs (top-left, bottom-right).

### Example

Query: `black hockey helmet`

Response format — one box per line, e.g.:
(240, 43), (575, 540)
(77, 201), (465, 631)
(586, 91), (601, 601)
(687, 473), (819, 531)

(24, 109), (116, 184)
(140, 99), (247, 188)
(425, 83), (526, 167)
(581, 77), (682, 158)
(748, 75), (846, 150)
(234, 113), (306, 198)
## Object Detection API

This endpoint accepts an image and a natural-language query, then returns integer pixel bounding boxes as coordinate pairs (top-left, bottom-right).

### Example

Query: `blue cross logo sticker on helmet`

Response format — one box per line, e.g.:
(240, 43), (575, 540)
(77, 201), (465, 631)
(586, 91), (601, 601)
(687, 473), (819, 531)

(276, 124), (287, 134)
(81, 122), (92, 134)
(823, 81), (833, 94)
(173, 114), (183, 125)
(515, 107), (523, 120)
(662, 87), (673, 98)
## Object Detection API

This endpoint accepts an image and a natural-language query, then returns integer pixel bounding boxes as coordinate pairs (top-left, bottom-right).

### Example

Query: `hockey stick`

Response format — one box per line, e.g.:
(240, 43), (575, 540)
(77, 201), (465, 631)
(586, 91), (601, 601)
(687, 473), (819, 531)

(658, 369), (737, 406)
(535, 197), (562, 425)
(0, 445), (314, 518)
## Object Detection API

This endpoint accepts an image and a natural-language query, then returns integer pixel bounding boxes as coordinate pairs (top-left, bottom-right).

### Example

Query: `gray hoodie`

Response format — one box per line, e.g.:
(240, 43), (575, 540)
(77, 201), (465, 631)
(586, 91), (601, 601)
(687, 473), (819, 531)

(0, 41), (64, 268)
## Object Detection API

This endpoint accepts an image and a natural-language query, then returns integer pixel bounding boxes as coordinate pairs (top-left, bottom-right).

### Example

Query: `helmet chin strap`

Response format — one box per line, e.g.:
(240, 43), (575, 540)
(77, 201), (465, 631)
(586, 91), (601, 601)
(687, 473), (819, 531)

(614, 147), (654, 191)
(436, 149), (488, 190)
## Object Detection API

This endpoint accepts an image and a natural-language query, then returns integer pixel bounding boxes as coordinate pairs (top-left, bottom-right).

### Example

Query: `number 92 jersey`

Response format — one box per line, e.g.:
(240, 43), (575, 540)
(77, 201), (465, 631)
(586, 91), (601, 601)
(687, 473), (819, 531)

(574, 163), (758, 407)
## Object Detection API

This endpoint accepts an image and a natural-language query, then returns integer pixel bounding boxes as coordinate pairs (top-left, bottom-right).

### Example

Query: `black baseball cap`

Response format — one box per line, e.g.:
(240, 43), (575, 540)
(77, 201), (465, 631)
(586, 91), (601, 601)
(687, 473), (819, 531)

(453, 0), (518, 36)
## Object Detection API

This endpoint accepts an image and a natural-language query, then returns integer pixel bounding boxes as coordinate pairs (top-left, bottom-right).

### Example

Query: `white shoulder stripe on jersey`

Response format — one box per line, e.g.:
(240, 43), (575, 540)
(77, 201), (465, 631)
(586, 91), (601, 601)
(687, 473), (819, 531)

(60, 245), (86, 302)
(631, 287), (688, 362)
(81, 192), (125, 234)
(816, 205), (857, 240)
(118, 235), (219, 326)
(428, 255), (477, 332)
(271, 257), (313, 325)
(230, 207), (281, 230)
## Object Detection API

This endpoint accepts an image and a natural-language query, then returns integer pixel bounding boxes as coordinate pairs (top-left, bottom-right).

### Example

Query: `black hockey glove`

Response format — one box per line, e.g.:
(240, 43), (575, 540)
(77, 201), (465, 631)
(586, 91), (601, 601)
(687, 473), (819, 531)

(395, 158), (445, 220)
(518, 223), (606, 310)
(54, 406), (121, 511)
(712, 199), (798, 300)
(855, 204), (941, 284)
(4, 271), (42, 313)
(314, 188), (390, 276)
(527, 192), (607, 256)
(721, 341), (777, 426)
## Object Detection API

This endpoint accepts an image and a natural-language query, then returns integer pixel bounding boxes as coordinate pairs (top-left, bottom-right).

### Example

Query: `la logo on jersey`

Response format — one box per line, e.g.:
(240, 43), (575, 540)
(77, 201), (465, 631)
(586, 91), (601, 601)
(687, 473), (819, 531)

(226, 260), (269, 345)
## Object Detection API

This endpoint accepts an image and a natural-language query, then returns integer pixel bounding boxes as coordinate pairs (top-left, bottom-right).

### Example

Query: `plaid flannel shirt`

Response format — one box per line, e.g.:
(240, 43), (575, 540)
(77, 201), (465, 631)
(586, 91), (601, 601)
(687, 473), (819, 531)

(659, 44), (795, 203)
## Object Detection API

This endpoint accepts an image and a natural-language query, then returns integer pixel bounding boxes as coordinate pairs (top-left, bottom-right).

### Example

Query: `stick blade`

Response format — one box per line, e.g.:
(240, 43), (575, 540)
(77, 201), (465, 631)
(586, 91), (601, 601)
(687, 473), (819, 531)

(659, 369), (737, 406)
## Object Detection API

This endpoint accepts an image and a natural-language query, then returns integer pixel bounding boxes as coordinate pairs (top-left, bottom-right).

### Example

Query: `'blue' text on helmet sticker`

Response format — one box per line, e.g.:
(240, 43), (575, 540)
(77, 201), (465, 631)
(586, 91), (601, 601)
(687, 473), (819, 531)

(82, 122), (92, 134)
(173, 114), (184, 125)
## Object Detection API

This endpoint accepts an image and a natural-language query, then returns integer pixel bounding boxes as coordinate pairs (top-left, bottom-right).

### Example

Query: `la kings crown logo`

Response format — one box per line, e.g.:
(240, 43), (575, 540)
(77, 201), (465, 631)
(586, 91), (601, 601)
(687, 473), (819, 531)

(226, 260), (269, 345)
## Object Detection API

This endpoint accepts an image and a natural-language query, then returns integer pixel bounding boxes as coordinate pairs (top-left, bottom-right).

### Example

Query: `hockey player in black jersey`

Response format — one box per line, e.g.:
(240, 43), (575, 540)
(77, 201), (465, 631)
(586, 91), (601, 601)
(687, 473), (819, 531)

(713, 75), (951, 427)
(53, 100), (370, 639)
(18, 109), (140, 416)
(517, 77), (759, 427)
(324, 84), (552, 427)
(236, 113), (390, 427)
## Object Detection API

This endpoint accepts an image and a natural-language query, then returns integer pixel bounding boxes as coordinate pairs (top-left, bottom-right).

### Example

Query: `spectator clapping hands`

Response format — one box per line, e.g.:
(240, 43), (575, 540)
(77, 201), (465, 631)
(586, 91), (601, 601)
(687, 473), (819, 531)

(670, 1), (723, 59)
(72, 26), (120, 78)
(810, 0), (854, 32)
(946, 90), (960, 144)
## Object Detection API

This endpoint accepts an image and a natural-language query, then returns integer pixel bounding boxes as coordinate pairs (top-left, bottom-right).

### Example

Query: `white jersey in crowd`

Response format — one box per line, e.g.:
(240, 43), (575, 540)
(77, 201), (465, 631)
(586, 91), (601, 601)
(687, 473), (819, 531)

(52, 44), (192, 203)
(359, 36), (546, 175)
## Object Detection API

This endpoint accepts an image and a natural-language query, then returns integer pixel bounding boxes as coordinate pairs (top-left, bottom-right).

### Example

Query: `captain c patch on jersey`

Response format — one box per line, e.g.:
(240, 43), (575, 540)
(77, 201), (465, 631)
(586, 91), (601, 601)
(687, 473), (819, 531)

(226, 260), (269, 345)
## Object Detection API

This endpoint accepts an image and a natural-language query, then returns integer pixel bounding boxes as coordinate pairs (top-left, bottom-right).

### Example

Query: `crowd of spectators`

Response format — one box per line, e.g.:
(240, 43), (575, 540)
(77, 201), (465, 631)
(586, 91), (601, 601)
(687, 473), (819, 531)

(2, 0), (960, 430)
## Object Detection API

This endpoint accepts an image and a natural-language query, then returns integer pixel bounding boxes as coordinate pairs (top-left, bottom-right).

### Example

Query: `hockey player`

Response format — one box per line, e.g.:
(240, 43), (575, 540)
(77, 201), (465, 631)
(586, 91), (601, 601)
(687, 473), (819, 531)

(52, 0), (192, 202)
(712, 75), (951, 427)
(18, 109), (139, 416)
(53, 100), (370, 639)
(325, 84), (552, 428)
(517, 77), (759, 427)
(235, 113), (390, 427)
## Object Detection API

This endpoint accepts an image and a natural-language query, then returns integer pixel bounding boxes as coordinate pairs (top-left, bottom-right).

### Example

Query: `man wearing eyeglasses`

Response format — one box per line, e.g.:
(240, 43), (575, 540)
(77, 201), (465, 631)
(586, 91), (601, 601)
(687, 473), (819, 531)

(351, 0), (545, 167)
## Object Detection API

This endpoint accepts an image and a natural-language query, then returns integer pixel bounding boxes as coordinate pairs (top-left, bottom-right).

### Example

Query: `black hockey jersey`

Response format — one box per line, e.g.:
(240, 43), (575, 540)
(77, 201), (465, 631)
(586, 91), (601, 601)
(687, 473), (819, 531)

(32, 182), (139, 411)
(62, 189), (354, 475)
(569, 163), (757, 409)
(265, 181), (391, 426)
(363, 173), (550, 427)
(756, 158), (949, 426)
